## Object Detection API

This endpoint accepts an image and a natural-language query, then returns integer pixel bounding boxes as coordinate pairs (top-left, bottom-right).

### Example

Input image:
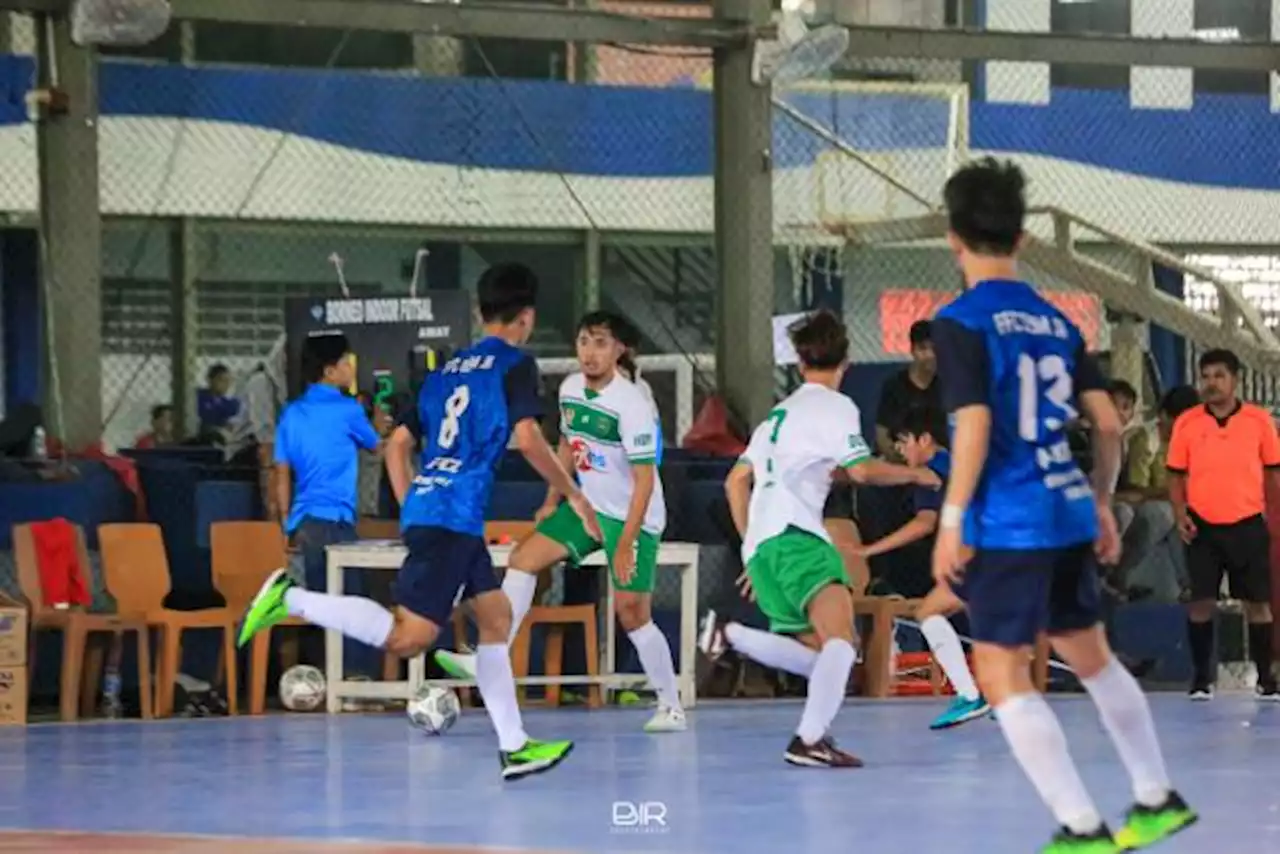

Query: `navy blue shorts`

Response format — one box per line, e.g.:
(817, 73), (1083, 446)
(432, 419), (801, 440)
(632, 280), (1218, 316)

(393, 525), (499, 625)
(952, 543), (1101, 648)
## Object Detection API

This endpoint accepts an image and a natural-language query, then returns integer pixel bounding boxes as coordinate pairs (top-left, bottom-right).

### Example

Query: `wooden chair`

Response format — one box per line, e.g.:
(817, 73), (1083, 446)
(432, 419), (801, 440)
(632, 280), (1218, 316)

(853, 595), (923, 698)
(98, 523), (239, 718)
(11, 523), (153, 722)
(209, 521), (298, 716)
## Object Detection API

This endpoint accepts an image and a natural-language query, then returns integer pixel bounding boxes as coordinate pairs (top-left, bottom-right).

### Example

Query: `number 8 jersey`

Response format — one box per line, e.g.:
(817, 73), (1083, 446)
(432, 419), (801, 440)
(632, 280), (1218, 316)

(933, 279), (1106, 551)
(399, 336), (545, 536)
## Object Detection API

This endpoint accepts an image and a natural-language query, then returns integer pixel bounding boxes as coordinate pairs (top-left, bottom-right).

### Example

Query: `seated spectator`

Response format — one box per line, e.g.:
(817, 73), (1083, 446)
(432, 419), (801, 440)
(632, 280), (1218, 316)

(874, 320), (939, 459)
(134, 404), (176, 450)
(1111, 384), (1200, 603)
(197, 364), (240, 437)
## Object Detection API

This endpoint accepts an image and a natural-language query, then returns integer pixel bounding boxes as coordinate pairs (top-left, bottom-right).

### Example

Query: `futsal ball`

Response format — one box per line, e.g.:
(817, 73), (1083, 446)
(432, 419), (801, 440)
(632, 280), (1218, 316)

(279, 664), (326, 712)
(408, 685), (461, 735)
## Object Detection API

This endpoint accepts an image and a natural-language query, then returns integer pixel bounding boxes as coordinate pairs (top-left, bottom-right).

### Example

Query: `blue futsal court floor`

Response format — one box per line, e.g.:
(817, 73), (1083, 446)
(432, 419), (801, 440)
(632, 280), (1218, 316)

(0, 695), (1276, 853)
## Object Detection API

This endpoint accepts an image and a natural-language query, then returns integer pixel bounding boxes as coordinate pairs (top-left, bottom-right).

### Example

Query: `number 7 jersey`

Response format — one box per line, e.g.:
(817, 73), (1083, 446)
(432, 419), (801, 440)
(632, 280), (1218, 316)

(933, 278), (1104, 551)
(399, 336), (545, 537)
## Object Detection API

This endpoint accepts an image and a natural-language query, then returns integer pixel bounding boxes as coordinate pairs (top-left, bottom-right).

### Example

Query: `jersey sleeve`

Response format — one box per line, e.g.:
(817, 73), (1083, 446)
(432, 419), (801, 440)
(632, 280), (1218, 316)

(1259, 412), (1280, 468)
(833, 401), (872, 468)
(913, 484), (943, 514)
(1072, 342), (1107, 394)
(503, 355), (545, 425)
(932, 317), (990, 412)
(620, 394), (659, 465)
(271, 409), (292, 465)
(1165, 414), (1190, 474)
(738, 424), (768, 468)
(347, 401), (380, 451)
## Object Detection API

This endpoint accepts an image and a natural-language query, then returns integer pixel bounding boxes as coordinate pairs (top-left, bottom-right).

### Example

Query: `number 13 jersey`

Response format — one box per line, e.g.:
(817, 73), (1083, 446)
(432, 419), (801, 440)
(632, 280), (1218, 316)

(399, 336), (545, 536)
(558, 373), (666, 536)
(933, 278), (1106, 551)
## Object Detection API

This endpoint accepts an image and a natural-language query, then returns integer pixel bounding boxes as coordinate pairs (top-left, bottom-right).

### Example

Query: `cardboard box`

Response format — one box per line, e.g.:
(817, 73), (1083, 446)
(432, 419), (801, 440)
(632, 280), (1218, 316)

(0, 667), (27, 725)
(0, 596), (27, 668)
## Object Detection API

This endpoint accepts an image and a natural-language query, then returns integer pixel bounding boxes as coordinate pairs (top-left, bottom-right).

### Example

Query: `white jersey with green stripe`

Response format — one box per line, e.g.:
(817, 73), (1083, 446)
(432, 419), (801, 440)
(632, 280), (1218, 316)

(739, 383), (870, 562)
(558, 372), (667, 535)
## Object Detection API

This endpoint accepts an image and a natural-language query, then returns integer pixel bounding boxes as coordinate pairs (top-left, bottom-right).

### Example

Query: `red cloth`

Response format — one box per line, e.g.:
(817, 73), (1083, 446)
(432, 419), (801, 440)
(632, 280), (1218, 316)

(681, 396), (747, 457)
(29, 518), (91, 608)
(134, 433), (157, 450)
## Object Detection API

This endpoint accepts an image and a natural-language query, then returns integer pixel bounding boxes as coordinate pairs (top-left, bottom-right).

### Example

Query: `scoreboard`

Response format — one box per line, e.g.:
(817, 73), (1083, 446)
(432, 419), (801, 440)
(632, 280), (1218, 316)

(284, 292), (472, 408)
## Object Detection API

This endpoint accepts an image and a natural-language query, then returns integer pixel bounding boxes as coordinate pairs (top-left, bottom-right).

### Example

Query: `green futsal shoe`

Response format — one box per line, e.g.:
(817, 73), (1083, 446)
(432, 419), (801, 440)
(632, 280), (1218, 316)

(1113, 792), (1198, 850)
(500, 738), (574, 781)
(1042, 825), (1123, 854)
(237, 568), (295, 648)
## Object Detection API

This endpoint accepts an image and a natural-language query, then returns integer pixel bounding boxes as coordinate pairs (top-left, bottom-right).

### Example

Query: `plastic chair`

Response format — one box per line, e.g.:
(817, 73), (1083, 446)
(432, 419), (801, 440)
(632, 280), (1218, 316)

(12, 523), (153, 722)
(98, 523), (239, 717)
(209, 521), (296, 716)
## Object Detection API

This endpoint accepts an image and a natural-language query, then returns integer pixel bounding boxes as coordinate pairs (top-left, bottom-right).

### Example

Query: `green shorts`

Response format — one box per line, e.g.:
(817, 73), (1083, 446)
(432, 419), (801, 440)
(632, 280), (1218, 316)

(535, 502), (660, 593)
(747, 526), (850, 634)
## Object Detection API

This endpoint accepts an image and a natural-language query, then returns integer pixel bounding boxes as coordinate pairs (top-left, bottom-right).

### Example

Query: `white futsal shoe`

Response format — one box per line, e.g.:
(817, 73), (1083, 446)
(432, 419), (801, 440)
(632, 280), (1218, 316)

(644, 705), (687, 733)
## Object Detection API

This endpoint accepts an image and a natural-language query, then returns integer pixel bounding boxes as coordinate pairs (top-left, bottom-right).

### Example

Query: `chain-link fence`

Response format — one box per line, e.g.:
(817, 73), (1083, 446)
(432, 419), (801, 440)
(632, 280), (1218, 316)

(10, 4), (1280, 443)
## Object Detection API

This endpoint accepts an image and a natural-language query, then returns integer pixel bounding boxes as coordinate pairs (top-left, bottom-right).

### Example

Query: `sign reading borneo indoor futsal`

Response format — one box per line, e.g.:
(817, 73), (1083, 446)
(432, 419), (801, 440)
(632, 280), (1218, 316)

(285, 293), (472, 407)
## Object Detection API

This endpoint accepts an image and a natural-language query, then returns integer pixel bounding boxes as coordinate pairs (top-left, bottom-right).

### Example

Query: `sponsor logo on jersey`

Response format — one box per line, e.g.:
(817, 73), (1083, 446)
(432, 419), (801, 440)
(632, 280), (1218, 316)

(634, 433), (653, 448)
(570, 437), (607, 472)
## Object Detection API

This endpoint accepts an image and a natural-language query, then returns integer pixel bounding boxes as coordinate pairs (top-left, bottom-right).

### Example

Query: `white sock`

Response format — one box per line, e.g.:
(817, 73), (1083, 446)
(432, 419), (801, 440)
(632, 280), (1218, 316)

(725, 622), (818, 677)
(629, 622), (682, 711)
(996, 693), (1103, 835)
(920, 615), (979, 701)
(474, 643), (529, 752)
(1081, 657), (1172, 808)
(796, 638), (855, 744)
(284, 588), (393, 649)
(503, 571), (539, 646)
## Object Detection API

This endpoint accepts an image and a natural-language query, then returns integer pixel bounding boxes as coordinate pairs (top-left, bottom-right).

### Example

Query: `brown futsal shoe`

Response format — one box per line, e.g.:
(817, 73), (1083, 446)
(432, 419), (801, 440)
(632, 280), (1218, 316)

(784, 735), (863, 768)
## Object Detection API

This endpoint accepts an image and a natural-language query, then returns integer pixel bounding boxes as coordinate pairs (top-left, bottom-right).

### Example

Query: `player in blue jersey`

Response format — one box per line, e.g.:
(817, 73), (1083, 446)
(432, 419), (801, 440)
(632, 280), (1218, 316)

(931, 158), (1196, 852)
(238, 262), (599, 781)
(856, 406), (989, 730)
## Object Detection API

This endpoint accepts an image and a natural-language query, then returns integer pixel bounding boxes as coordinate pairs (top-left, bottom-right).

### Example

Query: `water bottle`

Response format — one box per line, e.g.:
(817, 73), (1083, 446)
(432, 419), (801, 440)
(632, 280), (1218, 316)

(31, 426), (47, 461)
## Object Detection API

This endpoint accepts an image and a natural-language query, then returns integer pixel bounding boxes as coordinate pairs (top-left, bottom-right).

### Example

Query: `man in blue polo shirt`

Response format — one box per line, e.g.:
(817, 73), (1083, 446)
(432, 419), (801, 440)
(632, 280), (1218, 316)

(274, 332), (381, 675)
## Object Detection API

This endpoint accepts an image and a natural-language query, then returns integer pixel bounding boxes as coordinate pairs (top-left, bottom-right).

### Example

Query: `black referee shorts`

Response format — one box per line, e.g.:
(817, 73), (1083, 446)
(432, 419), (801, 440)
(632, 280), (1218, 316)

(1187, 511), (1272, 604)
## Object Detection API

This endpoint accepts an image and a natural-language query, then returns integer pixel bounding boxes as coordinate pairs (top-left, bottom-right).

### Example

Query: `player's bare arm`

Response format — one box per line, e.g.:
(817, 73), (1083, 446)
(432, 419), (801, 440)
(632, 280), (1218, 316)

(1077, 388), (1124, 565)
(274, 462), (291, 526)
(385, 424), (416, 506)
(933, 404), (990, 584)
(512, 417), (601, 540)
(536, 437), (574, 521)
(724, 460), (753, 539)
(844, 456), (940, 488)
(860, 509), (938, 558)
(614, 462), (656, 585)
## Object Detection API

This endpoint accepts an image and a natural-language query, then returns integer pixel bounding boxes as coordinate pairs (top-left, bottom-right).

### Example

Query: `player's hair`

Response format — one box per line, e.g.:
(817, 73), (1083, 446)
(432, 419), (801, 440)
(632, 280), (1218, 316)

(150, 404), (172, 422)
(1160, 384), (1200, 419)
(893, 406), (948, 448)
(478, 262), (540, 324)
(943, 157), (1027, 257)
(1198, 347), (1240, 377)
(908, 320), (932, 346)
(577, 311), (641, 377)
(302, 332), (352, 384)
(788, 309), (848, 370)
(206, 364), (229, 382)
(1107, 378), (1137, 404)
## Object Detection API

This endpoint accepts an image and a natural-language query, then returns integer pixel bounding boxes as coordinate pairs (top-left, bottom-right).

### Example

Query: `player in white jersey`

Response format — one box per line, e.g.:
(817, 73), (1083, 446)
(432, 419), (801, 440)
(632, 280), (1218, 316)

(435, 311), (686, 732)
(718, 311), (939, 767)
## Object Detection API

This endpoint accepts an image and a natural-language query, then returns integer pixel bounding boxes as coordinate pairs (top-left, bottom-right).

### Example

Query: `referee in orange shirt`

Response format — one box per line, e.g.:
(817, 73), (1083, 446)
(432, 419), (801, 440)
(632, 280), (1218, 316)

(1167, 348), (1280, 701)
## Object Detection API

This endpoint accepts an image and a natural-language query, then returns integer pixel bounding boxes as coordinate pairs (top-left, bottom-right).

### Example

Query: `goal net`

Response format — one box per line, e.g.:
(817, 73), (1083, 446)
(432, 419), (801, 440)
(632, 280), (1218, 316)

(771, 80), (970, 362)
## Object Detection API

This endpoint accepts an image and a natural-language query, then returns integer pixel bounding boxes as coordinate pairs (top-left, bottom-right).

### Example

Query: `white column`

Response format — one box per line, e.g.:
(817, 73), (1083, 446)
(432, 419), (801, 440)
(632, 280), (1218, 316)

(1271, 0), (1280, 113)
(985, 0), (1050, 105)
(1131, 0), (1194, 110)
